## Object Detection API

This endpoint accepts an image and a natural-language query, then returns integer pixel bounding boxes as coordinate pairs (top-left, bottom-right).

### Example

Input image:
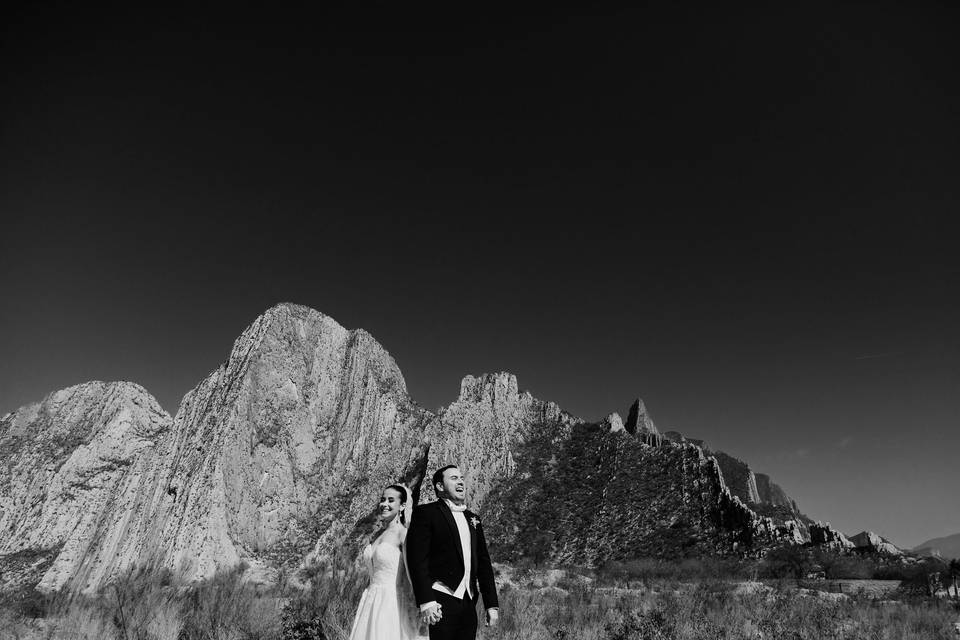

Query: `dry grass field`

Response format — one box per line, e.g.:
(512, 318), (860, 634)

(1, 562), (957, 640)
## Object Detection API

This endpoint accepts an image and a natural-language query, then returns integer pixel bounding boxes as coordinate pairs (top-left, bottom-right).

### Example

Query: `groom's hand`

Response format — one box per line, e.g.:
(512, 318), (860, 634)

(419, 603), (442, 626)
(485, 607), (500, 627)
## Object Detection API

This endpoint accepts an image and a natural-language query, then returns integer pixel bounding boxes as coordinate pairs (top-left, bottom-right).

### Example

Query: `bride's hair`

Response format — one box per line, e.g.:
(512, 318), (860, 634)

(385, 484), (408, 524)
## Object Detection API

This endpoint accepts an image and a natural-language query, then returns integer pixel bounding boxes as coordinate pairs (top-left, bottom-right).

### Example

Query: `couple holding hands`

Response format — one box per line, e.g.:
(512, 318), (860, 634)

(348, 464), (500, 640)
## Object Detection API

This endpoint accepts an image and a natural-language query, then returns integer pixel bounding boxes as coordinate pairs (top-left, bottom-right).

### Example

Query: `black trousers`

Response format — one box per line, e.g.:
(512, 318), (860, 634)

(428, 590), (478, 640)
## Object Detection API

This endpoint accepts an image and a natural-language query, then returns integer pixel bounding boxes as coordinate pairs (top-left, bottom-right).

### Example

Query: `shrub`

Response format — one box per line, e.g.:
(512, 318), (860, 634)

(761, 544), (814, 580)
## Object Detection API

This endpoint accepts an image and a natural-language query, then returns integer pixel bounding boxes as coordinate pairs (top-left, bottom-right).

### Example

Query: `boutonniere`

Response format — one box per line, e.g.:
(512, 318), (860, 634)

(469, 516), (481, 528)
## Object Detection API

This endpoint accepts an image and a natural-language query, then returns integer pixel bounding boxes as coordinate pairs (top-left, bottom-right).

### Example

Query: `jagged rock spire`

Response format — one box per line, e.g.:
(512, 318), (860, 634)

(624, 398), (663, 446)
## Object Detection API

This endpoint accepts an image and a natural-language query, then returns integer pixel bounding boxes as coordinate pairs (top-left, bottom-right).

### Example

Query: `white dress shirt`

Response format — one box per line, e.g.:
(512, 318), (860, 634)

(431, 507), (472, 599)
(419, 500), (474, 613)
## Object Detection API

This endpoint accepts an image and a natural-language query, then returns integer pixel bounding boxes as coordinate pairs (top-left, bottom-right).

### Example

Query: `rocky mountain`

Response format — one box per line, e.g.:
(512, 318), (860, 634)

(809, 522), (854, 551)
(624, 398), (663, 447)
(1, 305), (433, 592)
(913, 533), (960, 560)
(661, 433), (804, 527)
(433, 382), (802, 567)
(424, 372), (579, 509)
(482, 410), (802, 566)
(0, 302), (849, 593)
(0, 382), (171, 592)
(849, 531), (904, 556)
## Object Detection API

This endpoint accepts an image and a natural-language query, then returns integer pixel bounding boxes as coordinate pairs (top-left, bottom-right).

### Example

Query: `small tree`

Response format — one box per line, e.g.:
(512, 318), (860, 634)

(813, 549), (872, 579)
(949, 559), (960, 600)
(762, 545), (814, 583)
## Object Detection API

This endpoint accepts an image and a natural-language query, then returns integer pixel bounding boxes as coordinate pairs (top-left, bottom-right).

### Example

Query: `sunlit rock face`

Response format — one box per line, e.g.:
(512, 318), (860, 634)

(143, 304), (433, 586)
(424, 372), (579, 508)
(849, 531), (903, 556)
(810, 522), (855, 550)
(0, 304), (432, 593)
(0, 382), (171, 592)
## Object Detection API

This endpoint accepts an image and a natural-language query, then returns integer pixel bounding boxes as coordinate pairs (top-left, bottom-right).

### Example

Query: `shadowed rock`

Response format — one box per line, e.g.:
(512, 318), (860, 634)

(482, 419), (803, 566)
(624, 398), (663, 447)
(755, 473), (800, 514)
(712, 452), (761, 505)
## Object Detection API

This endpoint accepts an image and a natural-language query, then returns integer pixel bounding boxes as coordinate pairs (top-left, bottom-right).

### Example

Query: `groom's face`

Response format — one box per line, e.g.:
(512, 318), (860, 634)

(437, 467), (466, 503)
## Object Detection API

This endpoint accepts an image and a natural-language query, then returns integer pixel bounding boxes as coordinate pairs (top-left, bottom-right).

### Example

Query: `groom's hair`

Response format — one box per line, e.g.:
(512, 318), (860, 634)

(432, 464), (458, 491)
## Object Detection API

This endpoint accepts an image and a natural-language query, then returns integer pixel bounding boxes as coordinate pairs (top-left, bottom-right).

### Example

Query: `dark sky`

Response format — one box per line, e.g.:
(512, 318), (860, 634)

(2, 6), (958, 548)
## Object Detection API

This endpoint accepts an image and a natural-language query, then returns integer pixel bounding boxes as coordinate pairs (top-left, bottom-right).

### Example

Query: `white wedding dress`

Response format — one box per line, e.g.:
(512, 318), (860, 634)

(348, 539), (424, 640)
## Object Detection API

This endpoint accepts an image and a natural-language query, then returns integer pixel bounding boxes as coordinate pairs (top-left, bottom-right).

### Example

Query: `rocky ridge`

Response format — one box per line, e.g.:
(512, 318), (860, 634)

(809, 522), (855, 551)
(482, 408), (803, 566)
(662, 431), (806, 533)
(1, 305), (433, 592)
(425, 372), (579, 509)
(849, 531), (904, 556)
(912, 533), (960, 560)
(0, 382), (171, 592)
(0, 303), (855, 593)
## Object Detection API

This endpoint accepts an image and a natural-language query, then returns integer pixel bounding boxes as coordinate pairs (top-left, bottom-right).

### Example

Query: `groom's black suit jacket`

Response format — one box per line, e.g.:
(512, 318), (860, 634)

(406, 500), (499, 610)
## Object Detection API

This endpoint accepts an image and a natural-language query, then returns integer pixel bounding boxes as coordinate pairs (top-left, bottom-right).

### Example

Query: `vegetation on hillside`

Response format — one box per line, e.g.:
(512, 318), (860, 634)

(1, 553), (958, 640)
(483, 419), (764, 566)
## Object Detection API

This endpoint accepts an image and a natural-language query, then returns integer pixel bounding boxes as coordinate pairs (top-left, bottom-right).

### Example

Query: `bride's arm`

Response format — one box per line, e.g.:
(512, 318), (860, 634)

(402, 483), (414, 529)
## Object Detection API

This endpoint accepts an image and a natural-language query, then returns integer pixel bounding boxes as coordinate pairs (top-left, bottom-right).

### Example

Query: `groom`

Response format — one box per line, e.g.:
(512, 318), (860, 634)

(406, 464), (500, 639)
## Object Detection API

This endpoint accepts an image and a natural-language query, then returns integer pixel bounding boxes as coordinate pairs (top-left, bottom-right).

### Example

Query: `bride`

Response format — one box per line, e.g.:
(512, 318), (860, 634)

(348, 484), (426, 640)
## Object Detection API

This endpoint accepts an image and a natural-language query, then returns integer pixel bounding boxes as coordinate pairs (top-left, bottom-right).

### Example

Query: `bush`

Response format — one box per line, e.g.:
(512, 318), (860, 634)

(813, 550), (874, 579)
(761, 545), (814, 580)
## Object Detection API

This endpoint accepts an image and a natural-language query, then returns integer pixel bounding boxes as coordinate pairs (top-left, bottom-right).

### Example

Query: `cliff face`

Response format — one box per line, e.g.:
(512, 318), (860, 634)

(0, 382), (171, 592)
(755, 473), (799, 514)
(426, 373), (578, 509)
(0, 304), (433, 592)
(663, 433), (804, 530)
(148, 305), (432, 580)
(712, 452), (761, 505)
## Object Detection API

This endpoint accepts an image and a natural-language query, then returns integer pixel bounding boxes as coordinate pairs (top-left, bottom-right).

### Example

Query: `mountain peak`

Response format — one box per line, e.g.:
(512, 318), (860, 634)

(849, 531), (903, 556)
(225, 303), (408, 398)
(912, 532), (960, 560)
(624, 397), (663, 446)
(457, 372), (519, 404)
